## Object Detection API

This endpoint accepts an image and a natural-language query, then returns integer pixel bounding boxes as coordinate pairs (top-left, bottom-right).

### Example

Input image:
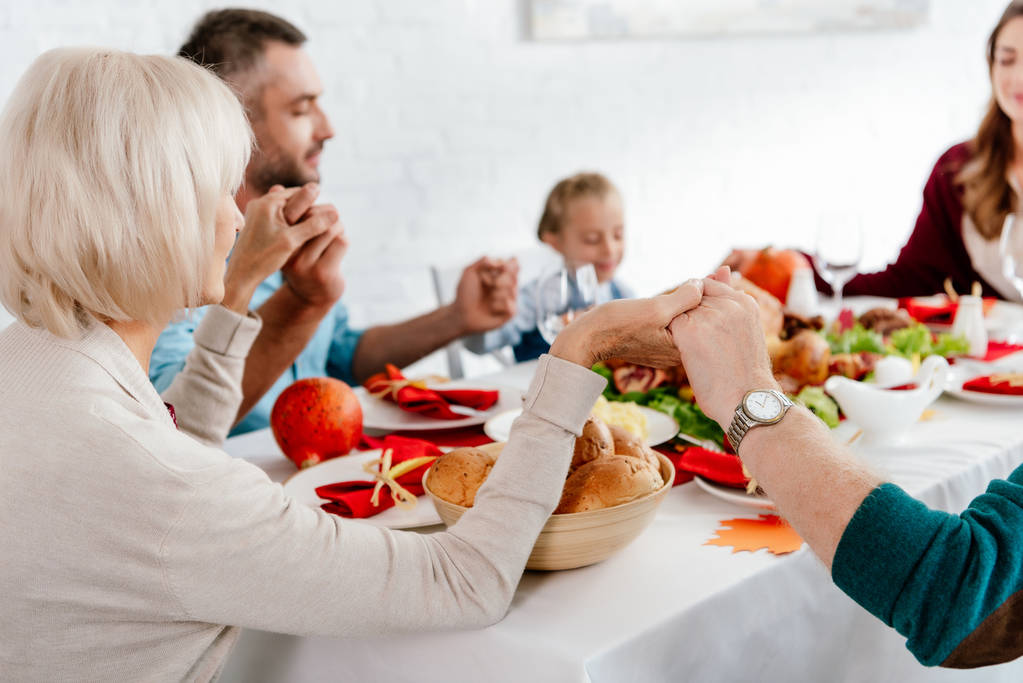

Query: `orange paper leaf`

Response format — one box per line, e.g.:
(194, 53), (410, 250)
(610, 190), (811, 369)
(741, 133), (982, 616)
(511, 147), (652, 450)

(705, 514), (803, 555)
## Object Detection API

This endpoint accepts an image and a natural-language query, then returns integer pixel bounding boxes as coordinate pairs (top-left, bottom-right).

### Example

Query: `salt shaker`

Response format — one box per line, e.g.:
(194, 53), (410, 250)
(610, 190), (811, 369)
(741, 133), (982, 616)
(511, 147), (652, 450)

(951, 295), (988, 358)
(785, 267), (819, 318)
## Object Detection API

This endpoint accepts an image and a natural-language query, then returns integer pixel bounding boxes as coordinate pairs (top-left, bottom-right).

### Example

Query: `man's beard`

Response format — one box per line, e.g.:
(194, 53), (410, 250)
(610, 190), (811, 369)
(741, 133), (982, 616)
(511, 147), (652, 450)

(247, 143), (322, 195)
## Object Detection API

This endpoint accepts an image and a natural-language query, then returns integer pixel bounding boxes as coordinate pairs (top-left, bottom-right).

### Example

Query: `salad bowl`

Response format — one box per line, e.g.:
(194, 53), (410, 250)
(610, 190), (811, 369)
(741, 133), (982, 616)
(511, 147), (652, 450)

(824, 355), (949, 445)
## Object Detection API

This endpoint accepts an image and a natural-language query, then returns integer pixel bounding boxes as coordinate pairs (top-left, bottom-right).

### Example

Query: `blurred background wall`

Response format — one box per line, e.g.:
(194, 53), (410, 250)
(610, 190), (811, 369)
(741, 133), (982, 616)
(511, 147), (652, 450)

(0, 0), (1011, 367)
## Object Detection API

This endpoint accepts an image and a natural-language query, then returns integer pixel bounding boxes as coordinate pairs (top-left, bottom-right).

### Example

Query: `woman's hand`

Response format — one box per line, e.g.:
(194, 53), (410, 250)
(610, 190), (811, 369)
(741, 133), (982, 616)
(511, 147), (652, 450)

(549, 279), (705, 368)
(668, 268), (779, 427)
(221, 183), (339, 313)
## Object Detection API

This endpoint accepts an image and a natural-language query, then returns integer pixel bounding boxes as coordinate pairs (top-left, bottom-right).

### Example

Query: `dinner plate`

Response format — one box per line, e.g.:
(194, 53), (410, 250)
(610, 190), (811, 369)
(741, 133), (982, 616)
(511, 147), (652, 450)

(944, 386), (1023, 407)
(692, 476), (775, 510)
(282, 450), (442, 528)
(483, 405), (678, 446)
(355, 383), (522, 432)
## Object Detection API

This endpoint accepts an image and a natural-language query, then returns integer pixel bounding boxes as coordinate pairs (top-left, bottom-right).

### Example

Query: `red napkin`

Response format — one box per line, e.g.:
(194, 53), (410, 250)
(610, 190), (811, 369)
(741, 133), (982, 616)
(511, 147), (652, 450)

(899, 296), (997, 324)
(664, 446), (749, 489)
(316, 435), (441, 518)
(982, 341), (1023, 362)
(962, 374), (1023, 396)
(364, 428), (494, 449)
(364, 364), (499, 420)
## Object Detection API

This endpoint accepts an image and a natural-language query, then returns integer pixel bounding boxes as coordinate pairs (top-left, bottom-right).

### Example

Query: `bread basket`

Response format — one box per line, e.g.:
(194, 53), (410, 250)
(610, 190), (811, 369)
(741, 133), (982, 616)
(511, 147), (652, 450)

(424, 452), (675, 571)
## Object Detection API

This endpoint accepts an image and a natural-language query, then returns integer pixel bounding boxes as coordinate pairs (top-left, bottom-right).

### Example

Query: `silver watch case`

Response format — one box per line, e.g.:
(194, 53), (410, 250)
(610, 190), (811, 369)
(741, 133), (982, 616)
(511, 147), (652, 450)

(726, 389), (793, 452)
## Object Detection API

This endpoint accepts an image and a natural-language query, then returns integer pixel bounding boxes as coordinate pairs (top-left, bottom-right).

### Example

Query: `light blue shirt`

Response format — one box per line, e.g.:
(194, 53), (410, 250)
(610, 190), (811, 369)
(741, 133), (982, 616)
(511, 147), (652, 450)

(150, 272), (364, 436)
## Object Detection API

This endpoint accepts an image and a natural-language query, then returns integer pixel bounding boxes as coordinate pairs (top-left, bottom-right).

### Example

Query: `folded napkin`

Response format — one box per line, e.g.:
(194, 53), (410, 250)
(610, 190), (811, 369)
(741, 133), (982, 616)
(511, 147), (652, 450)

(365, 429), (494, 449)
(364, 364), (499, 420)
(962, 373), (1023, 396)
(982, 341), (1023, 362)
(667, 446), (749, 489)
(898, 296), (996, 324)
(316, 435), (441, 518)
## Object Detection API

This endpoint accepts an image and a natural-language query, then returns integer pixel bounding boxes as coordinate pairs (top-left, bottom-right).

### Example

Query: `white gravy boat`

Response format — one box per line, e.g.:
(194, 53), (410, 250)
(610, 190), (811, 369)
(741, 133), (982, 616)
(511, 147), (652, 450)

(824, 355), (949, 445)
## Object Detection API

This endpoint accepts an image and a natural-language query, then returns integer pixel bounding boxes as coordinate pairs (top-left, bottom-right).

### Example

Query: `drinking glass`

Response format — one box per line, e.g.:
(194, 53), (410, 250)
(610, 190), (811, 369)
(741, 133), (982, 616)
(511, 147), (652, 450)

(813, 215), (863, 314)
(535, 263), (599, 344)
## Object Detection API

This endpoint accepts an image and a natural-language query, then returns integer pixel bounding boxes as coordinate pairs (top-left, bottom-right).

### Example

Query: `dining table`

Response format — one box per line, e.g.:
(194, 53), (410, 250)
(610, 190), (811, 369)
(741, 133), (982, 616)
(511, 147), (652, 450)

(220, 299), (1023, 683)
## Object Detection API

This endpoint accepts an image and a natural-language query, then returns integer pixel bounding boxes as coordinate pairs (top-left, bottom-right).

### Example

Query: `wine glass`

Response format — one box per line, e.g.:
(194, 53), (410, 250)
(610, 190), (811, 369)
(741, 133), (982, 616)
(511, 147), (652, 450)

(535, 263), (599, 344)
(813, 214), (863, 315)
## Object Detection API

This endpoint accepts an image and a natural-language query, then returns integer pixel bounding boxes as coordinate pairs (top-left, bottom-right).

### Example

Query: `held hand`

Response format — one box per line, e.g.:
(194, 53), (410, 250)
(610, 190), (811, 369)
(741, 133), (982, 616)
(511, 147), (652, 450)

(451, 257), (520, 334)
(550, 279), (705, 368)
(281, 204), (348, 308)
(221, 183), (332, 312)
(668, 272), (779, 427)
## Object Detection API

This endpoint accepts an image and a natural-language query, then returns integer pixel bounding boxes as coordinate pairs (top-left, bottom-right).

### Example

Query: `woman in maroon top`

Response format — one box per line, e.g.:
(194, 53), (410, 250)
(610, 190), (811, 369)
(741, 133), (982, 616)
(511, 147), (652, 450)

(730, 1), (1023, 301)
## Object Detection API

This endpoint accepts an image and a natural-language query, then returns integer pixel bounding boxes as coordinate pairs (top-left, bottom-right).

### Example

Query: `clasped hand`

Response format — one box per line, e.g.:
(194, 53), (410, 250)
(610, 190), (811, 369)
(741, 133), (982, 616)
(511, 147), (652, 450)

(222, 182), (347, 314)
(551, 267), (776, 430)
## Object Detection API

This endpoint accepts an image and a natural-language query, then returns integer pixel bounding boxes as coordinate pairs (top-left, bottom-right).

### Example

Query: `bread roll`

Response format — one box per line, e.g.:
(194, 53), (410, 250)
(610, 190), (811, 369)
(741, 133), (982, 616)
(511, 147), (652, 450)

(606, 423), (661, 469)
(571, 416), (614, 471)
(555, 455), (663, 514)
(607, 422), (639, 451)
(426, 447), (496, 507)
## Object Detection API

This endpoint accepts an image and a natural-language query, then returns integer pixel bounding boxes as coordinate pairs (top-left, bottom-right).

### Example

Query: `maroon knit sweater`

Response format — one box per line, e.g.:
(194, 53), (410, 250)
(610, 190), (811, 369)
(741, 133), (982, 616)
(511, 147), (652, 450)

(814, 142), (1004, 299)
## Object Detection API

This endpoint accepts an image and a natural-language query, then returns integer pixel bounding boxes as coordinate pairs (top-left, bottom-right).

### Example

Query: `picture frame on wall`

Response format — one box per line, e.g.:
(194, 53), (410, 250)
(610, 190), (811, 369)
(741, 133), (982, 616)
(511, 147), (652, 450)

(530, 0), (931, 41)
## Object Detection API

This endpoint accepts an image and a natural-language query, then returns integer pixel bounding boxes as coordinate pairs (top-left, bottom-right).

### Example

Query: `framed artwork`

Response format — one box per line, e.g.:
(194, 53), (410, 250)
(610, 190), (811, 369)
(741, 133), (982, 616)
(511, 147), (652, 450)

(530, 0), (931, 40)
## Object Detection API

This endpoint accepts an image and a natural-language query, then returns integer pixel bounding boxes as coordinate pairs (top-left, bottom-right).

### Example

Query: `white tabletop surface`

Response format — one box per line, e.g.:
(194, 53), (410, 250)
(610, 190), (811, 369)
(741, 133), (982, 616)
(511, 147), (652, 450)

(220, 339), (1023, 682)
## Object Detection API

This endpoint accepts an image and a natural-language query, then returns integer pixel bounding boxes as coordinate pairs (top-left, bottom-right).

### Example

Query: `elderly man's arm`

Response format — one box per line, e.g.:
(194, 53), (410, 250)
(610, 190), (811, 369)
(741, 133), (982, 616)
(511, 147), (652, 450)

(741, 410), (1023, 668)
(671, 270), (1023, 668)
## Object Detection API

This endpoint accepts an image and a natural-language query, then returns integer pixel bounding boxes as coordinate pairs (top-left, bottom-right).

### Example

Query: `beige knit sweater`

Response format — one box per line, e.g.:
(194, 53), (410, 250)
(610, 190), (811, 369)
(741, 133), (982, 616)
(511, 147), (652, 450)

(0, 307), (604, 682)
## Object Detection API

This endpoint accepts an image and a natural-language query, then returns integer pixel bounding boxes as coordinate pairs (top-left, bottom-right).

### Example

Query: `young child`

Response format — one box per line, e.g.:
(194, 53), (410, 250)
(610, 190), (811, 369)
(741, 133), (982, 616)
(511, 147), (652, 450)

(464, 172), (634, 362)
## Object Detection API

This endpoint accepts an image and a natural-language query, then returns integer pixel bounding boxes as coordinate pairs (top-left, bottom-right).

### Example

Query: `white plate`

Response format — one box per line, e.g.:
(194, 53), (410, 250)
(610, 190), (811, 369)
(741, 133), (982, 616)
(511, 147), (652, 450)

(693, 476), (775, 510)
(355, 383), (522, 432)
(282, 450), (442, 528)
(944, 386), (1023, 407)
(483, 405), (678, 446)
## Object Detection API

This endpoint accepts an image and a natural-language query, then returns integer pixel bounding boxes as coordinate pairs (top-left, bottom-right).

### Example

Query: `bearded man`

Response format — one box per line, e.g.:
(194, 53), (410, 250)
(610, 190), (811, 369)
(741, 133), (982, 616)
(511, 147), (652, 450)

(151, 8), (517, 436)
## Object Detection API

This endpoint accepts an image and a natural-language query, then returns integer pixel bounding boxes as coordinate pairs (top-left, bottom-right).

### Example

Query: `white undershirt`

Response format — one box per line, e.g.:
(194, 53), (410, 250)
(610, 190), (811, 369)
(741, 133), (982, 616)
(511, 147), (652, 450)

(961, 174), (1023, 303)
(961, 214), (1022, 302)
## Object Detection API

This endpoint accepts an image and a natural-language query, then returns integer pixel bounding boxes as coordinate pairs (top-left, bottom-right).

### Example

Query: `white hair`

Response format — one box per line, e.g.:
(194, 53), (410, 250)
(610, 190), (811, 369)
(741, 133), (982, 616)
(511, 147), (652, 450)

(0, 47), (251, 337)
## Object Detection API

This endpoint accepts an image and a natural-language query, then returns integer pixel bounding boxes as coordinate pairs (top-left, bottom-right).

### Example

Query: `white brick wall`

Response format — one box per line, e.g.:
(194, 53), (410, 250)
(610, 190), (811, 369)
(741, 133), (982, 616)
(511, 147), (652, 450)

(0, 1), (1009, 376)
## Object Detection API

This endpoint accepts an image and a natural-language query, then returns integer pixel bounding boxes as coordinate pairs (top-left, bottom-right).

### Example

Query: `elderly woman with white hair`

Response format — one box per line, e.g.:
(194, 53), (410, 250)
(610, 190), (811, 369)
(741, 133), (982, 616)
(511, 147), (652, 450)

(0, 48), (703, 680)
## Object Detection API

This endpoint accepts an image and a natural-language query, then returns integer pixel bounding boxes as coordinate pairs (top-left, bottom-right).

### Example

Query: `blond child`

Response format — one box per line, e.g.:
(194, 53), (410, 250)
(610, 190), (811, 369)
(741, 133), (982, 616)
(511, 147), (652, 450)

(465, 172), (634, 362)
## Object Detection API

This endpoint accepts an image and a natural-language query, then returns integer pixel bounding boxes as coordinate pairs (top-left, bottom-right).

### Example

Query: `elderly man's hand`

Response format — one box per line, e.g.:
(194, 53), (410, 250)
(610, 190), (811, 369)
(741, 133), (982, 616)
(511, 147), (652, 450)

(451, 257), (519, 334)
(668, 268), (779, 427)
(550, 279), (705, 368)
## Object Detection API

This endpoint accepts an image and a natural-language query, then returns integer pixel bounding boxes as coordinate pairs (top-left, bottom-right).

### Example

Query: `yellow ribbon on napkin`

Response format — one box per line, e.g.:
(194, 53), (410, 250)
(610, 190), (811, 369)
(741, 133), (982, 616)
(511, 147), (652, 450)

(362, 449), (438, 510)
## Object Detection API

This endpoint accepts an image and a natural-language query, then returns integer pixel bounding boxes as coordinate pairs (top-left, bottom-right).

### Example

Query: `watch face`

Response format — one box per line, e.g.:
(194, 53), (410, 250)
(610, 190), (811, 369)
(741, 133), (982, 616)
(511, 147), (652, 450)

(744, 391), (782, 421)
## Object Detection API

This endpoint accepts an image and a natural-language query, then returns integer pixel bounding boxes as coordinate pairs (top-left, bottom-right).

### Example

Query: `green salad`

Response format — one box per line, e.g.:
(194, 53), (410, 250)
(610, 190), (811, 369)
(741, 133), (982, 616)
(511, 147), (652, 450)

(825, 322), (969, 359)
(592, 363), (841, 448)
(592, 363), (726, 447)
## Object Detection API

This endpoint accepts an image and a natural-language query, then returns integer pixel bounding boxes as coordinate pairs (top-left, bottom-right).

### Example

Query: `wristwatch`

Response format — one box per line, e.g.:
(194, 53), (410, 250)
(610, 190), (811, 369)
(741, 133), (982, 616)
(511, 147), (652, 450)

(727, 389), (794, 453)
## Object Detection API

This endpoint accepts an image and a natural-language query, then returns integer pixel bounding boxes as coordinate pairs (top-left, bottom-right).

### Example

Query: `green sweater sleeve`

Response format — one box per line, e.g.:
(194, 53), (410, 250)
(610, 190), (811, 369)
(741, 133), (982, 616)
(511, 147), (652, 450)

(832, 463), (1023, 668)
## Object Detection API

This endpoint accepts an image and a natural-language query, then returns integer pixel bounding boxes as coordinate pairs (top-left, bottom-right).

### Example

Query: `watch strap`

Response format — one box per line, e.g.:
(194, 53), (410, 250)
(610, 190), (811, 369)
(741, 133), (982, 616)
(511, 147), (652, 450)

(726, 409), (756, 450)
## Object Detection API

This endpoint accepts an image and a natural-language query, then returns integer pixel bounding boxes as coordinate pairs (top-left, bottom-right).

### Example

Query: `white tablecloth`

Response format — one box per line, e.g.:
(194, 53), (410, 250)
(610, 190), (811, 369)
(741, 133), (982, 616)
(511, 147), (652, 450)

(221, 358), (1023, 683)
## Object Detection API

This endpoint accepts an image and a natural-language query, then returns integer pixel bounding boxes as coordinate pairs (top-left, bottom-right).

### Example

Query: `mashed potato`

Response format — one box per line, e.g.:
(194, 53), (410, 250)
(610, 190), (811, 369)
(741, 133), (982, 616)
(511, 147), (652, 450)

(590, 396), (648, 440)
